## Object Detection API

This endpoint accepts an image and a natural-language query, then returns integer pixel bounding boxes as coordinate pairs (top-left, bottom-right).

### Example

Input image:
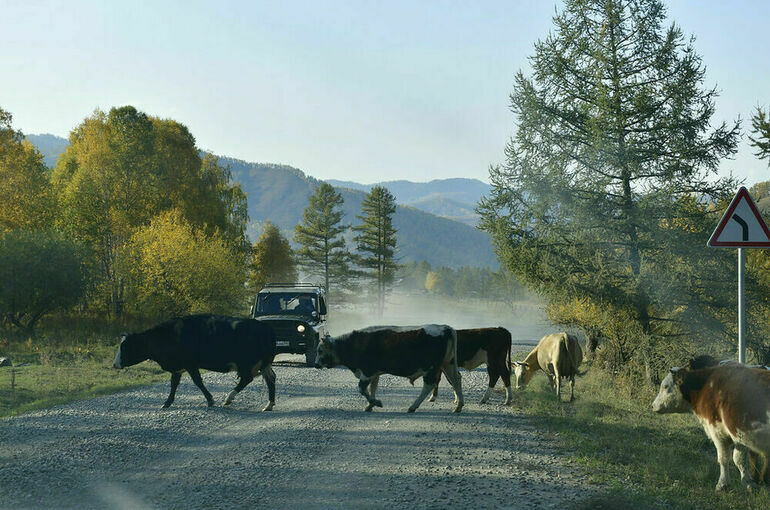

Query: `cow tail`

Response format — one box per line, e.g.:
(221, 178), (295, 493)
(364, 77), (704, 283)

(505, 328), (512, 369)
(450, 327), (458, 367)
(568, 333), (586, 376)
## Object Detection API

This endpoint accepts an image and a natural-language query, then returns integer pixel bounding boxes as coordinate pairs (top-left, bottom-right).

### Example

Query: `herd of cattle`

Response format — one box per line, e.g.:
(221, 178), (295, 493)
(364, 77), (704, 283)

(113, 313), (770, 491)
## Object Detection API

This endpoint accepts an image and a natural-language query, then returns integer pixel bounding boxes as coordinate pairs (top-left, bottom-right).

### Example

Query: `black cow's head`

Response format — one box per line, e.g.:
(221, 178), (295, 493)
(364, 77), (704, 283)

(113, 333), (149, 369)
(315, 335), (339, 369)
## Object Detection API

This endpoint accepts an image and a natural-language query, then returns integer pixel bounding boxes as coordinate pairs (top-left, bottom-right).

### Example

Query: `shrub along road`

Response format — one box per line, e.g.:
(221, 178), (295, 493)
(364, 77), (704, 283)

(0, 356), (603, 509)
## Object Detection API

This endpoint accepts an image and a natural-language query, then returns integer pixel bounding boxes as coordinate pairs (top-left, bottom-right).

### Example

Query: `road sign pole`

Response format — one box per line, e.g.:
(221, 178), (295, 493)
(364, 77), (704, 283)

(738, 247), (746, 364)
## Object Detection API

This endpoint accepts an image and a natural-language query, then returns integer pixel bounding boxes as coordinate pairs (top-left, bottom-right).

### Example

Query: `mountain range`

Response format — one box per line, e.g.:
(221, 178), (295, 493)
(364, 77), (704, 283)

(25, 134), (498, 268)
(326, 178), (489, 226)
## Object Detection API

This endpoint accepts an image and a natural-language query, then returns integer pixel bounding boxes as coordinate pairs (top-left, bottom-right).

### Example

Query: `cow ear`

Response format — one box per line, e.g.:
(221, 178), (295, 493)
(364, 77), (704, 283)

(670, 367), (685, 384)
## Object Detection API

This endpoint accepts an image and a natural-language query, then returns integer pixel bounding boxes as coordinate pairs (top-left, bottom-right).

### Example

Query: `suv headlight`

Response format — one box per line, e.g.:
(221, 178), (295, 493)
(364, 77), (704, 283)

(297, 325), (306, 333)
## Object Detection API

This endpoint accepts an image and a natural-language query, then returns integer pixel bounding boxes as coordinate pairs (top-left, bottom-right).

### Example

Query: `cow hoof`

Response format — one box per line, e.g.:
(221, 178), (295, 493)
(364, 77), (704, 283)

(262, 402), (274, 412)
(715, 483), (728, 492)
(453, 405), (463, 413)
(407, 407), (416, 413)
(364, 405), (374, 412)
(206, 400), (215, 407)
(503, 400), (512, 406)
(428, 396), (436, 402)
(374, 399), (383, 408)
(223, 399), (232, 406)
(161, 403), (172, 409)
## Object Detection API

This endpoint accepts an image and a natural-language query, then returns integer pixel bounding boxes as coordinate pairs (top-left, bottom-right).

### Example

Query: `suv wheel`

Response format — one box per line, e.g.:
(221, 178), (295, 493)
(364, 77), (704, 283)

(305, 336), (318, 367)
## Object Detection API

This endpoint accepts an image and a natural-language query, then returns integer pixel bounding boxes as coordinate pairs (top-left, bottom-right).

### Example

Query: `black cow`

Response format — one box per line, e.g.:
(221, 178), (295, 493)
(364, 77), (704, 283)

(315, 325), (464, 413)
(113, 314), (277, 411)
(428, 327), (512, 405)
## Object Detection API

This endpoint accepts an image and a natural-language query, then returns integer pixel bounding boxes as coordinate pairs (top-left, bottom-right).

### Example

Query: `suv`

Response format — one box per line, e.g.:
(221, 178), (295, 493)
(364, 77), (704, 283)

(250, 283), (328, 366)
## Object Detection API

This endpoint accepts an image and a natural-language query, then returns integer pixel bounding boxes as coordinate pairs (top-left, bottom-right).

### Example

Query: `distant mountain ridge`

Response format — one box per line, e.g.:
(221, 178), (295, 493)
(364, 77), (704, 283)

(24, 134), (498, 268)
(326, 178), (490, 226)
(25, 134), (68, 168)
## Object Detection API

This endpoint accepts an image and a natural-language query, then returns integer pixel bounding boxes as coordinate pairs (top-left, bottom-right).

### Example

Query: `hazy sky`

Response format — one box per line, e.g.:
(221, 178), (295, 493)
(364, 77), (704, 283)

(2, 0), (769, 185)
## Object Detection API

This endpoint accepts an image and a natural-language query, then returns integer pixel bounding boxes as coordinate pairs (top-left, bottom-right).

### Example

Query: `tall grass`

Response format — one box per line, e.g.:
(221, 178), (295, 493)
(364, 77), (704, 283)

(510, 355), (770, 509)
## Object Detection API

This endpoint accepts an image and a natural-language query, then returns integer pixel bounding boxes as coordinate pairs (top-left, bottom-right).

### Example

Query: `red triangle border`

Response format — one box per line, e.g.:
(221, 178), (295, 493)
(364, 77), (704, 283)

(708, 187), (770, 247)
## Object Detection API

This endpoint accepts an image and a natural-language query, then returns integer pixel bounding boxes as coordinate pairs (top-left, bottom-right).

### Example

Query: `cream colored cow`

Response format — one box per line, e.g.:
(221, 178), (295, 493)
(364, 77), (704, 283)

(512, 332), (583, 401)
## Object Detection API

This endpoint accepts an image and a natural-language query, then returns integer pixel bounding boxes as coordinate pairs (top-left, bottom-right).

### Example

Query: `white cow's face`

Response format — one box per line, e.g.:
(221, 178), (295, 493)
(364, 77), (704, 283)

(652, 369), (691, 414)
(513, 362), (528, 389)
(315, 336), (339, 368)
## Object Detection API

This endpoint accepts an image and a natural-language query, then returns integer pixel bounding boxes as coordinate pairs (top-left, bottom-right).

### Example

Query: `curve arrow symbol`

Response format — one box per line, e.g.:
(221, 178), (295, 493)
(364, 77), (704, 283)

(732, 213), (749, 241)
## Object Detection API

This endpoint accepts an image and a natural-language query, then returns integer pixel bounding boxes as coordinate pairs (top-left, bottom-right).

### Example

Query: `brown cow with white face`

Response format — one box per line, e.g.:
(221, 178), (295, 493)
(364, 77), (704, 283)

(315, 325), (464, 413)
(512, 332), (583, 401)
(653, 363), (770, 491)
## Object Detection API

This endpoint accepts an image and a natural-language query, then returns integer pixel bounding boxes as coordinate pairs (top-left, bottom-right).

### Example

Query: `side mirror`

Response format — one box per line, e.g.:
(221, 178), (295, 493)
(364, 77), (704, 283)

(250, 305), (255, 317)
(311, 311), (318, 319)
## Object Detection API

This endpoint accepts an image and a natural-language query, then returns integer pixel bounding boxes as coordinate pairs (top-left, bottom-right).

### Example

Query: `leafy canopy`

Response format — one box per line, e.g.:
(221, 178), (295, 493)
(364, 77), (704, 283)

(250, 221), (297, 293)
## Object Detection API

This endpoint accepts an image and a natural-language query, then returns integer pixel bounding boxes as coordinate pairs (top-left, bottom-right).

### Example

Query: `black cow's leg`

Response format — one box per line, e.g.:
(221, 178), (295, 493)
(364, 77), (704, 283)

(358, 375), (382, 411)
(187, 367), (215, 407)
(500, 356), (513, 405)
(224, 370), (254, 406)
(365, 375), (381, 412)
(261, 365), (276, 412)
(442, 362), (464, 413)
(162, 371), (183, 408)
(409, 372), (439, 413)
(429, 372), (441, 402)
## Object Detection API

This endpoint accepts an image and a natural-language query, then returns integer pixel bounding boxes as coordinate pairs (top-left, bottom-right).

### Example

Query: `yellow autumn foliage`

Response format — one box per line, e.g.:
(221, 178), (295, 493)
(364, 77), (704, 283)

(122, 210), (247, 318)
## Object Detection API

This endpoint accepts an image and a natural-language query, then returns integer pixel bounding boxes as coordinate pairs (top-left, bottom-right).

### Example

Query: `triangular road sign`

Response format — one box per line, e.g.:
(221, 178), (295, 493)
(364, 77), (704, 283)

(708, 187), (770, 247)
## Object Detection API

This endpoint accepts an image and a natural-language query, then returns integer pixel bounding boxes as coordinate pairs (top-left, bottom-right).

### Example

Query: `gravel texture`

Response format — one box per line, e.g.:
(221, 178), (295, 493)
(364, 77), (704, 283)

(0, 356), (600, 509)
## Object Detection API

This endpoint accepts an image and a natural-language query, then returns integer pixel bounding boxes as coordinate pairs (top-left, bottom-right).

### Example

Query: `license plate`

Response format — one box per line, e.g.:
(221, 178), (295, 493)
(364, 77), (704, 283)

(276, 340), (290, 347)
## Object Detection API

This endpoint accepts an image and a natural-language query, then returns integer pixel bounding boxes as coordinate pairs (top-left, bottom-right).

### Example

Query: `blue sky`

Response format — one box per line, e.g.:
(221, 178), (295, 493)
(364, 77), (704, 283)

(2, 0), (769, 185)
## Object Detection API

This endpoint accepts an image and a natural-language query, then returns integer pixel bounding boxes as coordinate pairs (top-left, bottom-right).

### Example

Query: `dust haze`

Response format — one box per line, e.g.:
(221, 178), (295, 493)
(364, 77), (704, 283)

(328, 291), (549, 347)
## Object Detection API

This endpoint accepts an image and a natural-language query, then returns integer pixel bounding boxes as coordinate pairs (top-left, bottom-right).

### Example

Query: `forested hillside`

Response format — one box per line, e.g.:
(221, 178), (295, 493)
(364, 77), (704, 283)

(221, 157), (497, 268)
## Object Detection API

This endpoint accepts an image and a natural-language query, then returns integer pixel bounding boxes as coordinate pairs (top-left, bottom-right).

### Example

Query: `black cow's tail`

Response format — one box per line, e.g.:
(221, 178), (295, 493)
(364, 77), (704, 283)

(505, 328), (512, 369)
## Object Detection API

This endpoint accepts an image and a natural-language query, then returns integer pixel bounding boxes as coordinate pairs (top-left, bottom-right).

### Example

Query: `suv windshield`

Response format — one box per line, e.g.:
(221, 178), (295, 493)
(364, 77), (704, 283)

(256, 293), (317, 315)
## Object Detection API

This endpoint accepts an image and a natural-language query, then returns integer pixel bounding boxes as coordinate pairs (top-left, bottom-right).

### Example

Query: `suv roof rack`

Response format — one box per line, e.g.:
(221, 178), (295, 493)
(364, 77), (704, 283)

(261, 282), (325, 290)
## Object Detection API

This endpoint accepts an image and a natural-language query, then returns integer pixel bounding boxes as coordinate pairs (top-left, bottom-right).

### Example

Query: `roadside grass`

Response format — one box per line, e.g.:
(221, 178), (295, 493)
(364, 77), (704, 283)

(0, 343), (167, 419)
(509, 360), (770, 509)
(0, 316), (167, 419)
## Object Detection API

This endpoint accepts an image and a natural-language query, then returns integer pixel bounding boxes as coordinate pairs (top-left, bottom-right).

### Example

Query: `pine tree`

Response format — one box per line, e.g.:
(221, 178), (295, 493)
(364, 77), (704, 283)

(294, 183), (351, 295)
(478, 0), (741, 378)
(749, 107), (770, 163)
(353, 185), (398, 316)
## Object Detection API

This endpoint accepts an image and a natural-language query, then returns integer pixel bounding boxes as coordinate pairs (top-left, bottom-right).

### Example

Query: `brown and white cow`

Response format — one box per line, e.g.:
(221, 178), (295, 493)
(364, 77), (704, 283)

(315, 325), (464, 413)
(653, 362), (770, 491)
(512, 332), (583, 401)
(428, 327), (512, 405)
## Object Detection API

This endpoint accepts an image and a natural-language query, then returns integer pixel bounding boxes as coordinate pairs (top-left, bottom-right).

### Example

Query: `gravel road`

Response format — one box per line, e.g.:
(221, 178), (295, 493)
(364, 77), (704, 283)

(0, 356), (600, 509)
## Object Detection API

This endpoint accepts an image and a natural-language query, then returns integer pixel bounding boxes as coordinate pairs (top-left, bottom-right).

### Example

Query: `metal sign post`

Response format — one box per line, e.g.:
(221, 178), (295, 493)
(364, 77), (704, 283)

(707, 187), (770, 363)
(738, 247), (745, 363)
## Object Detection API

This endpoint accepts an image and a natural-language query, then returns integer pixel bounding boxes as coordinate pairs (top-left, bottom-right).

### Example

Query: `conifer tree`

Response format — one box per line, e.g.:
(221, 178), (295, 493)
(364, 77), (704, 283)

(353, 185), (397, 316)
(294, 183), (351, 295)
(478, 0), (741, 377)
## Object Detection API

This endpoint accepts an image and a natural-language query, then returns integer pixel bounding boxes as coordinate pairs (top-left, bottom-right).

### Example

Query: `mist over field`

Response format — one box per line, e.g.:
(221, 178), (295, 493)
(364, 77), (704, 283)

(327, 291), (548, 346)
